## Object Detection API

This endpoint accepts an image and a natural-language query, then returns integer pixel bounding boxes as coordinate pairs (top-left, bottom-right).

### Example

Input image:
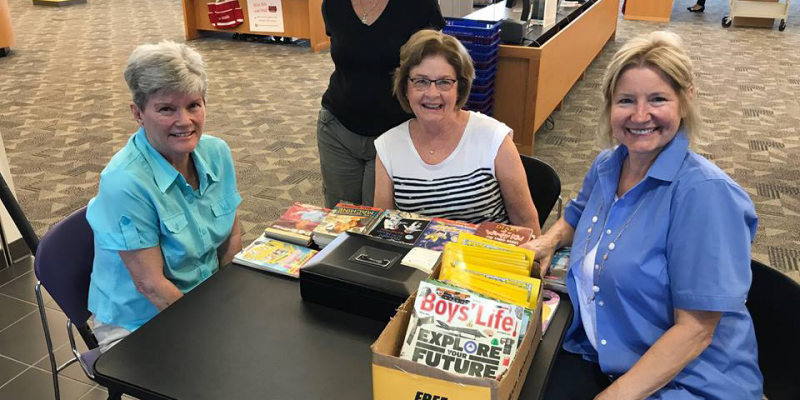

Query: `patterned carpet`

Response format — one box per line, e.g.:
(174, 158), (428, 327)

(0, 0), (798, 284)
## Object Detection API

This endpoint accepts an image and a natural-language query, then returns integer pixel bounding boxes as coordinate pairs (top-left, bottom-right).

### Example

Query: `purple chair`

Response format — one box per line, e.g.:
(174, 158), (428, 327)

(33, 207), (121, 400)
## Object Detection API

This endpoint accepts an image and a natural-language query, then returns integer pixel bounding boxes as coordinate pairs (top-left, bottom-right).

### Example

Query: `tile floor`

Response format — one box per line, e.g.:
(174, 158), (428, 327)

(0, 256), (134, 400)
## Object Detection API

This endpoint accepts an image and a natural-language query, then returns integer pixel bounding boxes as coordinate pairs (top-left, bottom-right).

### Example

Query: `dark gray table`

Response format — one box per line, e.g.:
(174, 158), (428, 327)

(94, 265), (572, 400)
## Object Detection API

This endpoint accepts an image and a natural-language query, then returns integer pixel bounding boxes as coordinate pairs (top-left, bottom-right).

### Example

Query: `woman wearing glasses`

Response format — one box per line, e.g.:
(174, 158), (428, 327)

(374, 30), (541, 235)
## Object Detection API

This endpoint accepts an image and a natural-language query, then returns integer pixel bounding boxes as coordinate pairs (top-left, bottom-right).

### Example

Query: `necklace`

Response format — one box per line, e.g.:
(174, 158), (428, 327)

(581, 190), (652, 305)
(358, 0), (381, 24)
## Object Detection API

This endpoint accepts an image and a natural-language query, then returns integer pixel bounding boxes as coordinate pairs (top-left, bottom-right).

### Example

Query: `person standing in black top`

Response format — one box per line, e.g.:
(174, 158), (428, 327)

(688, 0), (706, 12)
(318, 0), (445, 208)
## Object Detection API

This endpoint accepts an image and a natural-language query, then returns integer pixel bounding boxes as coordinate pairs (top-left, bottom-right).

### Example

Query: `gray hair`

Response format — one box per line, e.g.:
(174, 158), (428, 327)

(124, 40), (208, 110)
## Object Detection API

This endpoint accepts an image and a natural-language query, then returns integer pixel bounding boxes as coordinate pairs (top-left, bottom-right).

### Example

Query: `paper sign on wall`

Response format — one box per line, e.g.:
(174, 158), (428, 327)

(247, 0), (284, 33)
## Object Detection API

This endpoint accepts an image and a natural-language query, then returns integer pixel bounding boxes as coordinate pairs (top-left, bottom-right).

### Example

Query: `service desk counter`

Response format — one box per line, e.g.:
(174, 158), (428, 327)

(466, 0), (618, 155)
(181, 0), (329, 52)
(0, 0), (14, 56)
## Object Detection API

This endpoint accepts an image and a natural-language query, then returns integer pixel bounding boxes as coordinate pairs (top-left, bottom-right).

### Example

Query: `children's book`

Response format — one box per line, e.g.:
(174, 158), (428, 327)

(474, 221), (534, 246)
(233, 234), (318, 278)
(544, 247), (570, 293)
(311, 203), (383, 248)
(263, 202), (330, 246)
(399, 279), (525, 380)
(367, 210), (430, 246)
(400, 217), (478, 273)
(414, 217), (478, 251)
(541, 289), (560, 335)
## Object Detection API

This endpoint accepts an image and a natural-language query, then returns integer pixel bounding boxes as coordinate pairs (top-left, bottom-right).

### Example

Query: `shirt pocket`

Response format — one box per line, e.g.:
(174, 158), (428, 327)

(211, 193), (239, 234)
(161, 212), (190, 268)
(163, 213), (189, 234)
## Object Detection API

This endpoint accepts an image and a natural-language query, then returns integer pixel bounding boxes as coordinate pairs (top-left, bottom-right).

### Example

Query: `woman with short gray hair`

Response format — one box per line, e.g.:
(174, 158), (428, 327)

(86, 40), (242, 352)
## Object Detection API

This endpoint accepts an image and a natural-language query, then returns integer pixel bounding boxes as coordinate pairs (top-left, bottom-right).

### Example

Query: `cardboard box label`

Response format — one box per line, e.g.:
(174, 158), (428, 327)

(373, 365), (491, 400)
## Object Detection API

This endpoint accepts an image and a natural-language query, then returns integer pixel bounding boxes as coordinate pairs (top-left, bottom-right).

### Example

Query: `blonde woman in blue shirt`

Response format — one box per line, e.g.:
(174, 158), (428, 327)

(86, 41), (242, 352)
(525, 32), (762, 399)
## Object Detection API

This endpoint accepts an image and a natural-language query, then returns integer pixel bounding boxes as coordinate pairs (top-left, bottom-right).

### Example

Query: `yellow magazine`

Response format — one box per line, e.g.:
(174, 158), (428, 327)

(442, 244), (530, 276)
(440, 252), (541, 309)
(458, 233), (535, 265)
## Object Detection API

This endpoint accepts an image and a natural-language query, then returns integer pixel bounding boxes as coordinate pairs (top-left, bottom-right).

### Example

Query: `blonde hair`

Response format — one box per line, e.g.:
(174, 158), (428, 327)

(598, 31), (701, 148)
(393, 30), (475, 113)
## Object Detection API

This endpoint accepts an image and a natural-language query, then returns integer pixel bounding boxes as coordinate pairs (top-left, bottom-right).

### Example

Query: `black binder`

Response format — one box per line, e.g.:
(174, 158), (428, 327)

(299, 233), (429, 321)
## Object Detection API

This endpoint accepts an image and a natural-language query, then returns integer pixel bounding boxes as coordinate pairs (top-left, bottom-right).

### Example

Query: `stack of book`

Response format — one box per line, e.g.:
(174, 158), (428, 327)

(311, 202), (383, 248)
(400, 218), (534, 274)
(263, 202), (329, 246)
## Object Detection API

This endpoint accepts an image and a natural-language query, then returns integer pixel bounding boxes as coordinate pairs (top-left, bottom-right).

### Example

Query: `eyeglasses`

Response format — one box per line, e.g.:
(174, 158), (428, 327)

(408, 77), (457, 92)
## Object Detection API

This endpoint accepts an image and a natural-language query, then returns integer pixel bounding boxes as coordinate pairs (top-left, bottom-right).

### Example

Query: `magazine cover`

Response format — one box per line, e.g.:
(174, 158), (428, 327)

(264, 202), (330, 245)
(368, 210), (430, 245)
(414, 217), (478, 252)
(233, 235), (318, 278)
(399, 280), (524, 380)
(475, 221), (534, 246)
(312, 203), (383, 238)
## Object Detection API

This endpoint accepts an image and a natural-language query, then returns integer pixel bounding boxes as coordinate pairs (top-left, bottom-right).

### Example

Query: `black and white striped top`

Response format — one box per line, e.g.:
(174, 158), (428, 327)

(374, 111), (511, 224)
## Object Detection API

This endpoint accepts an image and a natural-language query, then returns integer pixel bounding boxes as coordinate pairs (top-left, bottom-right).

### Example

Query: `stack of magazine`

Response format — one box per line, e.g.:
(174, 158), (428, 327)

(398, 234), (541, 380)
(399, 279), (529, 380)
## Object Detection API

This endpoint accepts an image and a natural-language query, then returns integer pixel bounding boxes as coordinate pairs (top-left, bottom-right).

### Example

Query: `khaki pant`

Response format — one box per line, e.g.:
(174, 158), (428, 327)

(316, 108), (377, 208)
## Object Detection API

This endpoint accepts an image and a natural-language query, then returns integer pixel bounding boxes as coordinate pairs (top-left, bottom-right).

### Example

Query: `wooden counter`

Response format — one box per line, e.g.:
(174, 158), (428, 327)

(623, 0), (674, 22)
(181, 0), (329, 52)
(470, 0), (618, 155)
(0, 0), (14, 56)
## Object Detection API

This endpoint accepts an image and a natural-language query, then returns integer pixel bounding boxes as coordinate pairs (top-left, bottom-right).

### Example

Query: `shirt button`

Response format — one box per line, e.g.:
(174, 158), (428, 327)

(188, 196), (194, 204)
(121, 216), (130, 225)
(606, 229), (611, 235)
(601, 339), (607, 345)
(593, 285), (600, 293)
(592, 216), (598, 223)
(587, 227), (592, 234)
(598, 300), (605, 306)
(594, 264), (600, 270)
(608, 242), (615, 250)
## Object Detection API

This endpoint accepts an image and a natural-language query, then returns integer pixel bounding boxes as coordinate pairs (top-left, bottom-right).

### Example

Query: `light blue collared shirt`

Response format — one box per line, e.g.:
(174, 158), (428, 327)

(87, 128), (241, 331)
(563, 130), (762, 399)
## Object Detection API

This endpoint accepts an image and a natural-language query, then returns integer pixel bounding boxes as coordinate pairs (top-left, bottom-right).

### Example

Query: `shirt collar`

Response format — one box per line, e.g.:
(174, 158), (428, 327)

(600, 127), (690, 184)
(132, 127), (218, 194)
(644, 128), (689, 183)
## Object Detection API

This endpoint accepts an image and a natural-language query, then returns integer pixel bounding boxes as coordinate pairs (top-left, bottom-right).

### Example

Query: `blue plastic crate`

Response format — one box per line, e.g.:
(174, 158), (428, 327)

(465, 103), (493, 116)
(474, 56), (498, 71)
(469, 47), (498, 63)
(473, 68), (497, 87)
(468, 88), (494, 103)
(466, 96), (493, 112)
(452, 32), (500, 46)
(471, 80), (494, 94)
(443, 18), (502, 39)
(462, 37), (501, 55)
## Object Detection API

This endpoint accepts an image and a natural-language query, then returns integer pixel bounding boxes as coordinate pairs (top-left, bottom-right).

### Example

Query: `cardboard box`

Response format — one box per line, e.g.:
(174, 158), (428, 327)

(371, 268), (544, 400)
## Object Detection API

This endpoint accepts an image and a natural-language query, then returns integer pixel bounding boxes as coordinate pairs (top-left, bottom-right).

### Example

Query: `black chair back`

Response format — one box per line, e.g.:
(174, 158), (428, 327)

(747, 260), (800, 400)
(34, 207), (97, 346)
(520, 155), (561, 228)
